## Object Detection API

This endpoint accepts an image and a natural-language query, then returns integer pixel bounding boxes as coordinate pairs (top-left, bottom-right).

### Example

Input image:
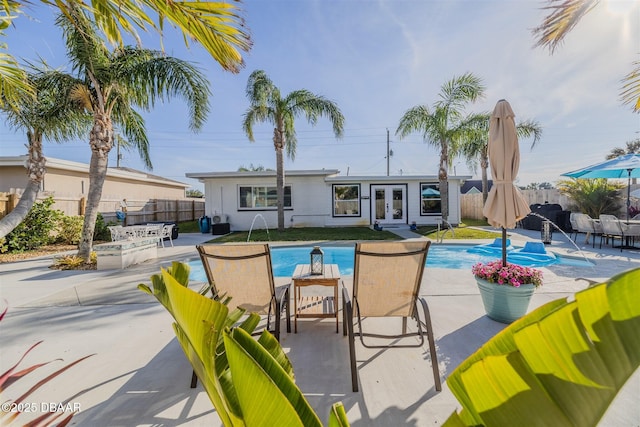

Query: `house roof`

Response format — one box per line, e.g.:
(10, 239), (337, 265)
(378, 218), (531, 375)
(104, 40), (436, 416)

(186, 169), (472, 183)
(186, 169), (341, 180)
(0, 156), (189, 188)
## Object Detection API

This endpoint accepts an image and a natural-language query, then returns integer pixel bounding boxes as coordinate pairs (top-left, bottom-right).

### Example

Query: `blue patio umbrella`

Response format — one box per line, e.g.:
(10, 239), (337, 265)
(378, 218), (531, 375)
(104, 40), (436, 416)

(562, 154), (640, 220)
(421, 188), (440, 197)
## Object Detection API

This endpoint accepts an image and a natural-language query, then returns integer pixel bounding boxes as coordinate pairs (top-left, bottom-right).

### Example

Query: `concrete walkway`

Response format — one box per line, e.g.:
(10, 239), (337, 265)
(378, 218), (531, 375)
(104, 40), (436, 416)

(1, 230), (639, 426)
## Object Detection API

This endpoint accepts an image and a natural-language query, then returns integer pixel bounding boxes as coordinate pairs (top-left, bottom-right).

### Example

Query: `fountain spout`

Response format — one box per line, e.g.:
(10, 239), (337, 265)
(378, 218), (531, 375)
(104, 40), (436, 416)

(247, 214), (270, 242)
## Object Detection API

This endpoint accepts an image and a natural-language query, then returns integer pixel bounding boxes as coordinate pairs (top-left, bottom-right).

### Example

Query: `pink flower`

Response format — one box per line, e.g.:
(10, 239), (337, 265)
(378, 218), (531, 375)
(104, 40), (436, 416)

(472, 260), (543, 288)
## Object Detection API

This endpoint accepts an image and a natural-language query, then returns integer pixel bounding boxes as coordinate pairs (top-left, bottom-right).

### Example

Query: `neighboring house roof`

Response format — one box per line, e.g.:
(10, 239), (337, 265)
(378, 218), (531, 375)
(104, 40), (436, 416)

(0, 156), (189, 188)
(461, 179), (492, 194)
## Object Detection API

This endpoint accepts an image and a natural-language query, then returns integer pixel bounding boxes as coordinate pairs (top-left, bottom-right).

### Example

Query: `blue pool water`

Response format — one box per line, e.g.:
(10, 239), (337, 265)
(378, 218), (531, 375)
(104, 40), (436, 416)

(189, 244), (593, 280)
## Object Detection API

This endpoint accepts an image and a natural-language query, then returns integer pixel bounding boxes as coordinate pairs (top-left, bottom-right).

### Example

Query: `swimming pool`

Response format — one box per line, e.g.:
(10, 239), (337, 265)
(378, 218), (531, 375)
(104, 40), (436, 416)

(188, 244), (593, 279)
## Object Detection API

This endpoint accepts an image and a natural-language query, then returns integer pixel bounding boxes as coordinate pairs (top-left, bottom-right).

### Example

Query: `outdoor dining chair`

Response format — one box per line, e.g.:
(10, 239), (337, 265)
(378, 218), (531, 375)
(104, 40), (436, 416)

(599, 214), (625, 251)
(342, 241), (441, 393)
(158, 224), (174, 247)
(572, 213), (601, 248)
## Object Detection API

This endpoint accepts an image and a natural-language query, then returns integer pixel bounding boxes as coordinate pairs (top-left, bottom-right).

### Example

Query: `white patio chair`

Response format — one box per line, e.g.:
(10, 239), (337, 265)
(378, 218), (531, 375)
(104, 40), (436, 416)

(158, 224), (174, 248)
(108, 225), (125, 241)
(620, 221), (640, 248)
(599, 214), (625, 251)
(145, 224), (162, 245)
(573, 213), (601, 248)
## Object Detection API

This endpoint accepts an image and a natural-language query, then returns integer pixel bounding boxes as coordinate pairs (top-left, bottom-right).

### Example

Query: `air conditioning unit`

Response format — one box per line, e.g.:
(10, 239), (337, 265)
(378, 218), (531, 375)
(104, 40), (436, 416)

(212, 213), (228, 224)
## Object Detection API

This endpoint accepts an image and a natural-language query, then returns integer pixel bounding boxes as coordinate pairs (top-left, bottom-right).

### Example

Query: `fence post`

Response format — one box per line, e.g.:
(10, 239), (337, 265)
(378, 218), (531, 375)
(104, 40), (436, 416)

(175, 199), (179, 223)
(79, 197), (86, 215)
(7, 193), (18, 215)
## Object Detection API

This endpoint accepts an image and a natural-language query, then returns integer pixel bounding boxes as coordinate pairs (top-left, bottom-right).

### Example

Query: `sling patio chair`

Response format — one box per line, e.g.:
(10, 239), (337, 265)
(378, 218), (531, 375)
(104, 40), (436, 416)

(342, 240), (441, 392)
(193, 243), (291, 387)
(197, 243), (291, 340)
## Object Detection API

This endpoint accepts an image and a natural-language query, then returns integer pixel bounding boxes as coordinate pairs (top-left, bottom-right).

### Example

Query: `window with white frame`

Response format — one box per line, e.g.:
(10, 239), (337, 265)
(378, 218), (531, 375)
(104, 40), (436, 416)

(420, 183), (441, 215)
(333, 184), (360, 216)
(239, 185), (291, 209)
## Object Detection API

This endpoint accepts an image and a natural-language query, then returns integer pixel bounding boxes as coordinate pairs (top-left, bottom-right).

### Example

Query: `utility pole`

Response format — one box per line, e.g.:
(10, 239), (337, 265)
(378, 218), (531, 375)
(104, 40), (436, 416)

(386, 128), (390, 176)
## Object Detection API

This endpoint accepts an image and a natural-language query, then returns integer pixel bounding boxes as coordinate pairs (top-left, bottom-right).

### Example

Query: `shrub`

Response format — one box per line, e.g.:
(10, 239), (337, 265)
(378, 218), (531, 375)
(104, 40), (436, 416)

(56, 215), (84, 245)
(3, 197), (62, 252)
(93, 212), (112, 242)
(557, 178), (624, 218)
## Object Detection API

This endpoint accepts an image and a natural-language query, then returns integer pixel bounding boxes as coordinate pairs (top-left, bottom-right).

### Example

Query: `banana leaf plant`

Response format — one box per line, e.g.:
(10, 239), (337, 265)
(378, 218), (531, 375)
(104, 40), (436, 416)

(141, 262), (349, 426)
(443, 267), (640, 427)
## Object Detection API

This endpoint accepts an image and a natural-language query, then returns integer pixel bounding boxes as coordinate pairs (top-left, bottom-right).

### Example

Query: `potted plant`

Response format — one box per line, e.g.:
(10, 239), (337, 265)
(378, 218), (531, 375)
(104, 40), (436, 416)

(472, 260), (543, 323)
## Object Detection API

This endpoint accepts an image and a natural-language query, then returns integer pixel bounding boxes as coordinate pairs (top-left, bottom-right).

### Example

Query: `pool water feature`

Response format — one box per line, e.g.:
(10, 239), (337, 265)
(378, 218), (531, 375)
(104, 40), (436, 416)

(188, 244), (594, 280)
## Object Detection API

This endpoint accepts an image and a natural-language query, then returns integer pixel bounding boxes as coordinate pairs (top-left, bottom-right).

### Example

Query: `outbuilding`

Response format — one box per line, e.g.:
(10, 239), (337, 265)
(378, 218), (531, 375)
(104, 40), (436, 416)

(186, 169), (470, 231)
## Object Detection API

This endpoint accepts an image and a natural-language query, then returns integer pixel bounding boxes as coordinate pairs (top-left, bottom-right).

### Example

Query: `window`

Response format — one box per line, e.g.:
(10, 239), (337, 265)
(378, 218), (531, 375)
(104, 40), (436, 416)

(239, 185), (291, 209)
(420, 183), (441, 215)
(333, 184), (360, 216)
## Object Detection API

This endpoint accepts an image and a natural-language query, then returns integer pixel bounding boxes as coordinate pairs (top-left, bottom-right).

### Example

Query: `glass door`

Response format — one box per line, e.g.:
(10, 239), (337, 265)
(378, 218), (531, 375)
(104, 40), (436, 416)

(372, 185), (406, 224)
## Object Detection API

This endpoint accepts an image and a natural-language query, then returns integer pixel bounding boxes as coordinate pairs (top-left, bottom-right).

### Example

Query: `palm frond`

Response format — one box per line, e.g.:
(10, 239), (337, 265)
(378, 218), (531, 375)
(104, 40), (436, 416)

(532, 0), (599, 53)
(46, 0), (251, 73)
(436, 72), (485, 112)
(516, 119), (543, 149)
(620, 59), (640, 113)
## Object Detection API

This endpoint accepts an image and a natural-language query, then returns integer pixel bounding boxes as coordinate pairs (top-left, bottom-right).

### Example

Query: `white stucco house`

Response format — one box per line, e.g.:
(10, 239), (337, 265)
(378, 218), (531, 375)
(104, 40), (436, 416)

(186, 169), (471, 231)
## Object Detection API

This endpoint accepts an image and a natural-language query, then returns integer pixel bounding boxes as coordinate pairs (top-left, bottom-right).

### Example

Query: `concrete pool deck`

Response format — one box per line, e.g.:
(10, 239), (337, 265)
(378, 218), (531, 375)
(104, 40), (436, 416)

(1, 228), (639, 426)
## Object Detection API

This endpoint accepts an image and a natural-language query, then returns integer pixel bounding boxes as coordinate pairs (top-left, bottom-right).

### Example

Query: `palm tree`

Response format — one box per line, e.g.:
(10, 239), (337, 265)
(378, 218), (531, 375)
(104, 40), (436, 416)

(1, 0), (250, 110)
(242, 70), (345, 232)
(48, 8), (210, 262)
(606, 138), (640, 159)
(0, 73), (90, 238)
(532, 0), (639, 113)
(396, 73), (485, 223)
(459, 114), (542, 203)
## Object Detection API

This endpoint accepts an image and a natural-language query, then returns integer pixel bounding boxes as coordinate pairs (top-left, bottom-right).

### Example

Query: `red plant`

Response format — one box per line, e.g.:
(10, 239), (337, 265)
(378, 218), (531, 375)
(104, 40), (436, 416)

(0, 301), (93, 426)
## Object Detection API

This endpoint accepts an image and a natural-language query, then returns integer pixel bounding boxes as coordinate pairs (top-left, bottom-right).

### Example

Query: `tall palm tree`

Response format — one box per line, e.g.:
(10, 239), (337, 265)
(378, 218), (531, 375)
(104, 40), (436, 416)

(396, 73), (485, 223)
(242, 70), (345, 231)
(0, 73), (90, 238)
(459, 114), (542, 203)
(1, 0), (250, 110)
(48, 8), (210, 262)
(532, 0), (639, 113)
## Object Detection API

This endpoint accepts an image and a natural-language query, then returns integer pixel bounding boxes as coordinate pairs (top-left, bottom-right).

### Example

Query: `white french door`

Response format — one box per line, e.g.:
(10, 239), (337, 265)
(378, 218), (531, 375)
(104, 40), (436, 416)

(372, 185), (406, 224)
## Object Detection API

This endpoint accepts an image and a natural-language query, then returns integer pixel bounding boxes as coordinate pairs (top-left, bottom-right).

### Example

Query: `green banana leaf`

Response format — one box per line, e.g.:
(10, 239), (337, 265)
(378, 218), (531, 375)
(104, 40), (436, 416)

(156, 263), (348, 426)
(444, 267), (640, 427)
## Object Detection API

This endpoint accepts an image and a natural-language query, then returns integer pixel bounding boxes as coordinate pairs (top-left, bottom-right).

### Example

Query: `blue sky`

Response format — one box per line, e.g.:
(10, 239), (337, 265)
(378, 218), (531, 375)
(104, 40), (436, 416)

(1, 1), (639, 192)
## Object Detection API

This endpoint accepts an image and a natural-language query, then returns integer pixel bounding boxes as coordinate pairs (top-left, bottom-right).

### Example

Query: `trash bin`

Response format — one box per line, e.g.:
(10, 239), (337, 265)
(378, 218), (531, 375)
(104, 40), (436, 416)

(198, 216), (211, 234)
(541, 220), (553, 244)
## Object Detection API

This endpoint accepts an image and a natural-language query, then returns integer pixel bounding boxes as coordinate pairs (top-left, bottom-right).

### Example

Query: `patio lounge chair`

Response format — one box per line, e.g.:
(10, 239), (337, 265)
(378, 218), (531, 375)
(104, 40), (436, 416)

(197, 243), (291, 339)
(342, 241), (441, 392)
(194, 244), (291, 388)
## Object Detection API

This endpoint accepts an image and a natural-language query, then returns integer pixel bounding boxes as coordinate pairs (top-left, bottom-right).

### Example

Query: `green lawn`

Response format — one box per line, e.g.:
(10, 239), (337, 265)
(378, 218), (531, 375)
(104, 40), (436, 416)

(178, 218), (501, 243)
(211, 227), (399, 243)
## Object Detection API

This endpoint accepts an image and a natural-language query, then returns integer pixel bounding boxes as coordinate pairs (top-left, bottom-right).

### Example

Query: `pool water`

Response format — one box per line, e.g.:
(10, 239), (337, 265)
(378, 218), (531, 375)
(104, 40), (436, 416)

(189, 244), (593, 280)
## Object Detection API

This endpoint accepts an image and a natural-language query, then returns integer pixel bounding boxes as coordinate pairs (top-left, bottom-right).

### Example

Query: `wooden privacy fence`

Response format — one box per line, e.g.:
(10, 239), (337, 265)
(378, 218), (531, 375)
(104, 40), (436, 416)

(0, 192), (205, 224)
(461, 189), (574, 220)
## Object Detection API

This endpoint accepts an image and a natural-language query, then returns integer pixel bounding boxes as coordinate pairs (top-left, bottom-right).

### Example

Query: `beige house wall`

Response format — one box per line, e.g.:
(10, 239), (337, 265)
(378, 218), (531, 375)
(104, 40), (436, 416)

(0, 156), (198, 222)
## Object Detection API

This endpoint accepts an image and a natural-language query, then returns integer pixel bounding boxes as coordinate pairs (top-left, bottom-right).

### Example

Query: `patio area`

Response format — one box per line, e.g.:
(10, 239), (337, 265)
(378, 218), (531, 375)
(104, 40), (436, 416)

(1, 228), (639, 426)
